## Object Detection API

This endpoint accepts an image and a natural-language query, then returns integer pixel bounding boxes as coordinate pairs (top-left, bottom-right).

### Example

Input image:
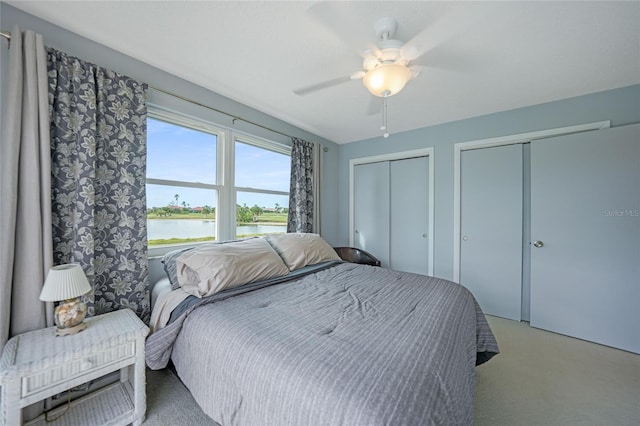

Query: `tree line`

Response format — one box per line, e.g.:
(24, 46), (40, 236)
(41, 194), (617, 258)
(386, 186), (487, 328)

(147, 203), (288, 222)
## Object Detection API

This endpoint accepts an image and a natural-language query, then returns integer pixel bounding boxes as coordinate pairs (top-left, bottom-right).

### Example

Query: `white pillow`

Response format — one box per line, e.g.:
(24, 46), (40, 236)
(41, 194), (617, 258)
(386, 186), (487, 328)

(266, 233), (341, 271)
(176, 238), (290, 298)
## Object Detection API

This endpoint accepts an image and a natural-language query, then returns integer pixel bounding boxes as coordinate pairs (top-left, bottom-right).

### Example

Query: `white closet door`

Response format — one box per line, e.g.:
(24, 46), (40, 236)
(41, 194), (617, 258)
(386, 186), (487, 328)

(530, 124), (639, 354)
(390, 156), (429, 274)
(353, 162), (390, 266)
(460, 144), (523, 320)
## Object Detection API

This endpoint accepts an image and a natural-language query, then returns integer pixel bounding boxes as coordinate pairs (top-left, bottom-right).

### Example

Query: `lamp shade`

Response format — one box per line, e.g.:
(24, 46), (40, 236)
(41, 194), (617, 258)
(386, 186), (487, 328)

(362, 63), (411, 97)
(39, 264), (91, 302)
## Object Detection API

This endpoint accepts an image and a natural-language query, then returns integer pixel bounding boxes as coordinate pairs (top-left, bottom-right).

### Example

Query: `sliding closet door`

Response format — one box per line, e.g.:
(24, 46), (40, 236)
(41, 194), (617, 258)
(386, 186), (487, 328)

(530, 124), (639, 354)
(389, 156), (429, 274)
(353, 162), (390, 266)
(460, 144), (523, 320)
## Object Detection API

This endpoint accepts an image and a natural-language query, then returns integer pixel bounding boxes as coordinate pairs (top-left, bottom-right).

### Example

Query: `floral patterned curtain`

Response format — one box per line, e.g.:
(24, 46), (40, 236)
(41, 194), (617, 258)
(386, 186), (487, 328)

(287, 138), (315, 233)
(47, 48), (150, 323)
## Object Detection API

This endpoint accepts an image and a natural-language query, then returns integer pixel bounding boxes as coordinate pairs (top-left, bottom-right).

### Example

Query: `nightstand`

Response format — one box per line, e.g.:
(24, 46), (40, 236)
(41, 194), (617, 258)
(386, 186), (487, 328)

(0, 309), (149, 426)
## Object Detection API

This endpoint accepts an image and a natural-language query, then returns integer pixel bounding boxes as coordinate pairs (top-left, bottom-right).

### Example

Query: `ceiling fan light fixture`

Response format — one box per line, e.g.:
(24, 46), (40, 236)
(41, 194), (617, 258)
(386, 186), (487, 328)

(362, 63), (411, 97)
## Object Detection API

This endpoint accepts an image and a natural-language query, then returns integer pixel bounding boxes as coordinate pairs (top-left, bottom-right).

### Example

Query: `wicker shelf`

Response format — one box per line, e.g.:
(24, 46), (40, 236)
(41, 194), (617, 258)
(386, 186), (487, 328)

(25, 382), (136, 426)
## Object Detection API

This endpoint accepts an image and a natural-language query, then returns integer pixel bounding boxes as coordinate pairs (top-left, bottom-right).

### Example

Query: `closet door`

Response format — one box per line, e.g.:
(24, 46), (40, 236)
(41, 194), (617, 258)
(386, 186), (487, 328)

(389, 156), (429, 274)
(530, 124), (639, 354)
(353, 161), (390, 266)
(460, 144), (523, 320)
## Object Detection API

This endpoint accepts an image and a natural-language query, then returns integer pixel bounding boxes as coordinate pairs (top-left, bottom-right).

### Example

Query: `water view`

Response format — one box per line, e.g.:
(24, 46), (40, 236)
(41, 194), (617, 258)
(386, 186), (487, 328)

(147, 219), (286, 245)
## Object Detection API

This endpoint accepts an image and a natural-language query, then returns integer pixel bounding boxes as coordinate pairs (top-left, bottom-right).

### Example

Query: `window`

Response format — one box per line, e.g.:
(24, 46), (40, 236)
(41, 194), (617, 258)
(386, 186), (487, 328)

(146, 110), (290, 255)
(146, 116), (220, 250)
(234, 138), (290, 238)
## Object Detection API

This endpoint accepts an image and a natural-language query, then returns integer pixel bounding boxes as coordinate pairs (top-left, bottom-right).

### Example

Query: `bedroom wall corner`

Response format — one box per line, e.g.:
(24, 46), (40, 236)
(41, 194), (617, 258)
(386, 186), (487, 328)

(319, 141), (339, 245)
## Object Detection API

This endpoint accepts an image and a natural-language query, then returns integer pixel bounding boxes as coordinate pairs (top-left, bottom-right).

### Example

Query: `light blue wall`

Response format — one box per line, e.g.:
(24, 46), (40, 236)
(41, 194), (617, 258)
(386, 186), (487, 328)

(338, 85), (640, 280)
(0, 3), (341, 247)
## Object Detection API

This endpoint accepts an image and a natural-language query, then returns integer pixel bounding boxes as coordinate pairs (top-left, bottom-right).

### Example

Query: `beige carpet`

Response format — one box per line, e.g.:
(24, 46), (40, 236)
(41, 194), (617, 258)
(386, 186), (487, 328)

(144, 367), (218, 425)
(144, 316), (640, 425)
(475, 316), (640, 425)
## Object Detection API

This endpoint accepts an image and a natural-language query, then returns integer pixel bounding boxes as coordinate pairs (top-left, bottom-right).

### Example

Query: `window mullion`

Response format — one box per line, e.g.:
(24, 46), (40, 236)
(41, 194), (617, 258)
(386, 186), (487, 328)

(147, 178), (221, 191)
(235, 187), (289, 197)
(217, 129), (235, 241)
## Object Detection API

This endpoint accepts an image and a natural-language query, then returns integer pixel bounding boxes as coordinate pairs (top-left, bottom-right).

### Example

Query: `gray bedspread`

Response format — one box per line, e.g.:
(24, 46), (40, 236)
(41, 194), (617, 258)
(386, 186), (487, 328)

(146, 262), (499, 425)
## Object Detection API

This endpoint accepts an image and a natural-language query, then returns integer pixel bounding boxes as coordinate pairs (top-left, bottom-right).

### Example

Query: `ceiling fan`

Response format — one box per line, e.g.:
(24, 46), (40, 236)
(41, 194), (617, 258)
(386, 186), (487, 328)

(293, 17), (422, 99)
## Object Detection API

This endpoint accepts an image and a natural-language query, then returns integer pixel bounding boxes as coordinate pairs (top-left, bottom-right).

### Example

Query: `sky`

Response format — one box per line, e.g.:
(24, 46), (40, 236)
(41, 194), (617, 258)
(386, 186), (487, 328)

(146, 118), (290, 209)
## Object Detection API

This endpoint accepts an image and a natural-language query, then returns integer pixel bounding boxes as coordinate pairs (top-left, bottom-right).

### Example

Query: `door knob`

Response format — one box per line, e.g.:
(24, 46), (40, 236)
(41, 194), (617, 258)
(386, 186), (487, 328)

(533, 240), (544, 248)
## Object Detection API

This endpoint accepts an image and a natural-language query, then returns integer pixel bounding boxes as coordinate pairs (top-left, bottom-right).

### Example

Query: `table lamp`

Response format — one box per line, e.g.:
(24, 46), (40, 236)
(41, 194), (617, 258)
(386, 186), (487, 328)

(39, 264), (92, 336)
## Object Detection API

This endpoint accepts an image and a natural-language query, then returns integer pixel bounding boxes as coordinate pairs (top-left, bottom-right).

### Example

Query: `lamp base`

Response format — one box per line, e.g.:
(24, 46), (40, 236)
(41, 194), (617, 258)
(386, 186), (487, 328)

(53, 297), (88, 337)
(55, 322), (87, 336)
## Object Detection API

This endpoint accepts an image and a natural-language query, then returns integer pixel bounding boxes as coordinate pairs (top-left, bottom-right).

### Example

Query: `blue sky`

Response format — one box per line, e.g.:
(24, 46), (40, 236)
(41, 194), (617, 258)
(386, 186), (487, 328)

(146, 118), (290, 209)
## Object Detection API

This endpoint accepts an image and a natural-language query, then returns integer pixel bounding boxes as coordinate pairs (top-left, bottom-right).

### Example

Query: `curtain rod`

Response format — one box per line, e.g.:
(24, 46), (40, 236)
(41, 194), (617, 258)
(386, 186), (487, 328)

(150, 86), (293, 140)
(1, 30), (10, 42)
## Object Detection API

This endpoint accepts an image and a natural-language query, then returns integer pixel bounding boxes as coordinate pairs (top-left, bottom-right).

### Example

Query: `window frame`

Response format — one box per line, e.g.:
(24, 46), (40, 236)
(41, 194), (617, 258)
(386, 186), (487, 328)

(233, 133), (291, 231)
(146, 107), (291, 256)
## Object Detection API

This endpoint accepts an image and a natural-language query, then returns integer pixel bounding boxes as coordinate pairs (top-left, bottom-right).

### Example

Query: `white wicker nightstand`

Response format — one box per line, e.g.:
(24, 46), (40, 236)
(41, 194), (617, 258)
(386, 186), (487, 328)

(0, 309), (149, 426)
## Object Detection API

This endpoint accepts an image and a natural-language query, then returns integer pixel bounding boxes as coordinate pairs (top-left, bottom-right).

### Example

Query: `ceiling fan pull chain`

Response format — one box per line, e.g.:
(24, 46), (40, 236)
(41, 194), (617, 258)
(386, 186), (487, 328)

(382, 97), (390, 138)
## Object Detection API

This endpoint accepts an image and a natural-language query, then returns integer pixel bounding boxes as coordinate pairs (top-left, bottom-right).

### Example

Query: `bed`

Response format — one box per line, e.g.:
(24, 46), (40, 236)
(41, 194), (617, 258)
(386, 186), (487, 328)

(146, 234), (499, 425)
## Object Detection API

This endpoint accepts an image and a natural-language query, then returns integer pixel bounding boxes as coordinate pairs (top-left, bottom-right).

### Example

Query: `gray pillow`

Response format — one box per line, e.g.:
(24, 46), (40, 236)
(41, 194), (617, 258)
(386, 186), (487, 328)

(161, 238), (259, 290)
(266, 233), (341, 271)
(162, 246), (196, 290)
(176, 238), (290, 298)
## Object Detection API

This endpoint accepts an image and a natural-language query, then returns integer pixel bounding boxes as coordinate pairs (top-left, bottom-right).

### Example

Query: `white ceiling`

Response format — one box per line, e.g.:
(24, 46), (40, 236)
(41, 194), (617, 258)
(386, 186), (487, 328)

(8, 1), (640, 144)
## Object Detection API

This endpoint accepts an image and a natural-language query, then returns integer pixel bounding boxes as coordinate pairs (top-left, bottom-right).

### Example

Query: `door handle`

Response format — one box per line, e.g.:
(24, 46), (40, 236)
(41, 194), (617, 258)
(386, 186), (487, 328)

(533, 240), (544, 248)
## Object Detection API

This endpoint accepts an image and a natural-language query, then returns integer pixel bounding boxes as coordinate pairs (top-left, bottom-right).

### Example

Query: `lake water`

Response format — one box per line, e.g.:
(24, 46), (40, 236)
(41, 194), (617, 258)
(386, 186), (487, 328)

(147, 219), (286, 239)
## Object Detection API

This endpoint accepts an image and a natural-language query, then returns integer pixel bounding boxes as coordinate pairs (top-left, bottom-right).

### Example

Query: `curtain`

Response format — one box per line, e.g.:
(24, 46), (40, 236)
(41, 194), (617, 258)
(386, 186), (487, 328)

(287, 137), (318, 233)
(0, 26), (53, 352)
(47, 48), (150, 323)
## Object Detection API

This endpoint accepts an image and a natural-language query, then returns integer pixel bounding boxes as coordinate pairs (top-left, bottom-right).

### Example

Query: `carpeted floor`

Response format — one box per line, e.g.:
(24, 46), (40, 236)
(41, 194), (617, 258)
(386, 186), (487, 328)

(474, 317), (640, 425)
(144, 366), (218, 425)
(143, 316), (640, 425)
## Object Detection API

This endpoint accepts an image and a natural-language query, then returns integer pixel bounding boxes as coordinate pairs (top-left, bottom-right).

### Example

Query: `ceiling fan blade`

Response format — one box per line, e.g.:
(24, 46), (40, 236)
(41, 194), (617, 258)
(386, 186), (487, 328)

(307, 2), (376, 55)
(409, 47), (487, 72)
(293, 76), (353, 96)
(401, 2), (488, 64)
(408, 65), (425, 79)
